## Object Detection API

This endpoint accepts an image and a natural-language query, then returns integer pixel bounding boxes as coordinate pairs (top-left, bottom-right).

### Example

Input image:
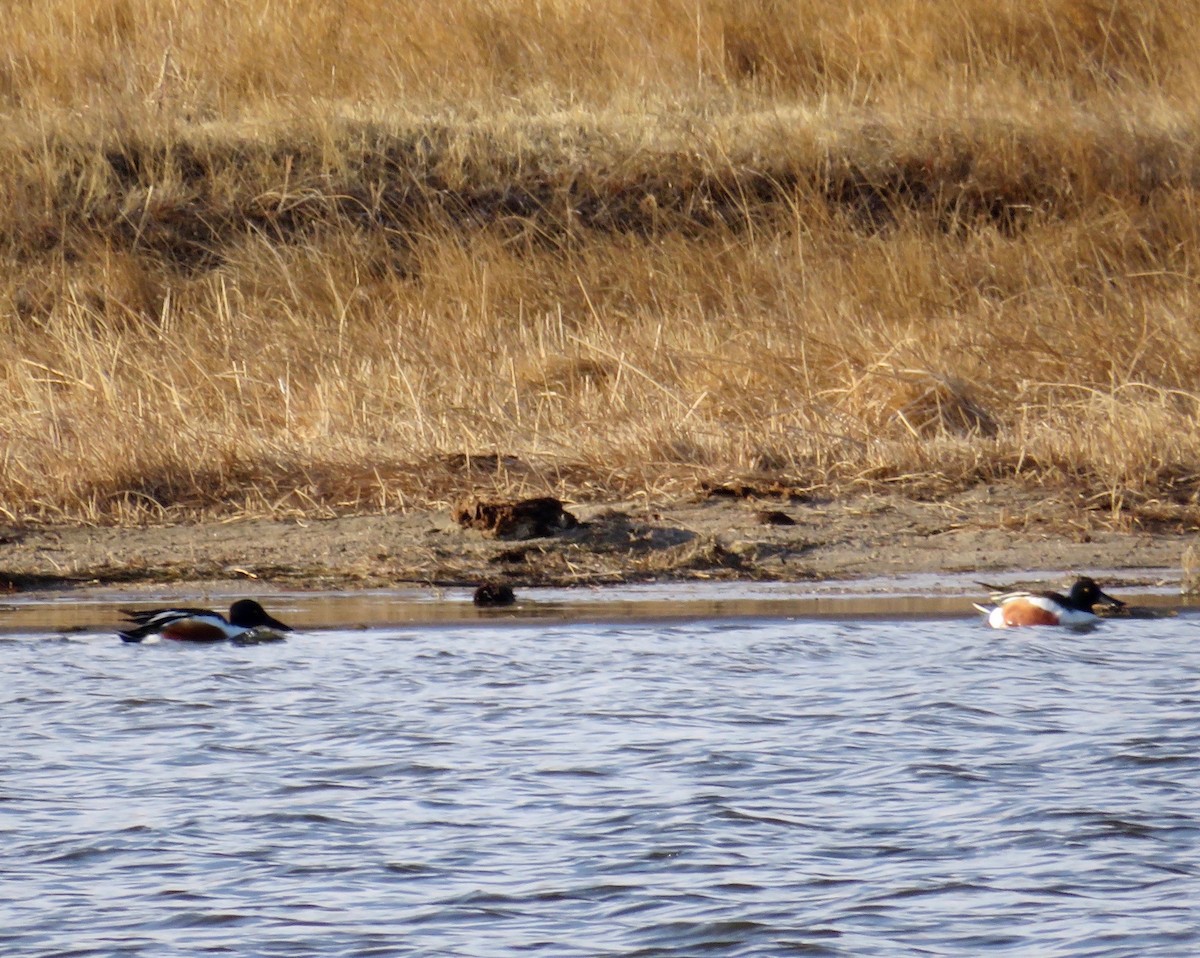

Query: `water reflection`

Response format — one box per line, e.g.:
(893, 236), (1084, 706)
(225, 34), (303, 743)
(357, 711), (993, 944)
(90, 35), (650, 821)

(1, 571), (1194, 636)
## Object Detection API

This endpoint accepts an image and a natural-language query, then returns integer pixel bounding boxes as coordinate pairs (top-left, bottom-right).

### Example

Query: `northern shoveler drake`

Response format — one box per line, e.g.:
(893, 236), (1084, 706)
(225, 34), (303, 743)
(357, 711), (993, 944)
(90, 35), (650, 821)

(973, 577), (1125, 629)
(118, 599), (292, 643)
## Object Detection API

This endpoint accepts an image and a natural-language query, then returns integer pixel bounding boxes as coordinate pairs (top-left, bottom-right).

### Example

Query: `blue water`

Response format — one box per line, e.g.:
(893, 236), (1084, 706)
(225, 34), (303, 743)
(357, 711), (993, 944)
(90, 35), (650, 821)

(2, 611), (1200, 956)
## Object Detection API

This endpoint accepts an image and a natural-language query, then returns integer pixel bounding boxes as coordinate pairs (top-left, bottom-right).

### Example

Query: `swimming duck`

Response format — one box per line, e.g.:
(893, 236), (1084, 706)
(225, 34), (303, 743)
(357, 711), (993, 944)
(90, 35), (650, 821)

(973, 577), (1124, 628)
(118, 599), (292, 643)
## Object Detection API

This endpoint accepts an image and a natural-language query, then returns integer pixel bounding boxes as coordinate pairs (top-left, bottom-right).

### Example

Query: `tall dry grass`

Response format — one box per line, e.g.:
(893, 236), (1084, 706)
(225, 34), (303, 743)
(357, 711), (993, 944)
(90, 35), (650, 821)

(3, 0), (1200, 526)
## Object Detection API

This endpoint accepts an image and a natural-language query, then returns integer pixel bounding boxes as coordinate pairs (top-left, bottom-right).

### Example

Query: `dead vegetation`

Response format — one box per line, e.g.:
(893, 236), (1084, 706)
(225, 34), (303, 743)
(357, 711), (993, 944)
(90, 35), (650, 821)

(3, 1), (1200, 531)
(452, 496), (578, 540)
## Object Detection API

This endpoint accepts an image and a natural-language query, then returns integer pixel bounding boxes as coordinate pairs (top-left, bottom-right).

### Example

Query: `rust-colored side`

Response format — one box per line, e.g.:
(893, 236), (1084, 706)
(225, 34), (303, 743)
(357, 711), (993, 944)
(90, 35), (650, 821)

(159, 620), (228, 642)
(1001, 599), (1061, 627)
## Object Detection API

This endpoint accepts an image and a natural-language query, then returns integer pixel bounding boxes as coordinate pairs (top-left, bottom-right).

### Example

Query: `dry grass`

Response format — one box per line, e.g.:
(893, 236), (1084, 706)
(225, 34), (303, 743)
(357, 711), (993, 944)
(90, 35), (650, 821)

(4, 0), (1200, 527)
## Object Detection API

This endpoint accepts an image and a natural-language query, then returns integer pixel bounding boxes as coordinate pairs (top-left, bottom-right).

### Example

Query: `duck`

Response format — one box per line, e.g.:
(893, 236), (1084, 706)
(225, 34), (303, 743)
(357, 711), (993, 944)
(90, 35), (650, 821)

(118, 599), (292, 643)
(973, 577), (1124, 628)
(473, 583), (516, 607)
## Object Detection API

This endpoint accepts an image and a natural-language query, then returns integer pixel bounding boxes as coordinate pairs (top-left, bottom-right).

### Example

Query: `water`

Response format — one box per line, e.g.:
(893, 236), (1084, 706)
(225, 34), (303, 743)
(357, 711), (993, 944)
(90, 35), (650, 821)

(3, 604), (1200, 956)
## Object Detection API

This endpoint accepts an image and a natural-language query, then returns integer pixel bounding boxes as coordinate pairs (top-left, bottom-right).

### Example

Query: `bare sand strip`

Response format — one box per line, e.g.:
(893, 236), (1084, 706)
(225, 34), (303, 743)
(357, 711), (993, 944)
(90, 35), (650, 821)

(1, 490), (1189, 597)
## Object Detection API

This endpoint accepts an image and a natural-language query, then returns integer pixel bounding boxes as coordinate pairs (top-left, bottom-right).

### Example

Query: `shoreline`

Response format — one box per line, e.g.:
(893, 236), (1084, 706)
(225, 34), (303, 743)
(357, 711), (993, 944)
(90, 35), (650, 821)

(1, 576), (1190, 637)
(1, 489), (1192, 597)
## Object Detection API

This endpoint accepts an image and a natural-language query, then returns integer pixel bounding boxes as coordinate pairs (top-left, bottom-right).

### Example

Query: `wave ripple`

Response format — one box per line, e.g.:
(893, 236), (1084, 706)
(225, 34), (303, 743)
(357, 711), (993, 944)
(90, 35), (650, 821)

(3, 615), (1200, 956)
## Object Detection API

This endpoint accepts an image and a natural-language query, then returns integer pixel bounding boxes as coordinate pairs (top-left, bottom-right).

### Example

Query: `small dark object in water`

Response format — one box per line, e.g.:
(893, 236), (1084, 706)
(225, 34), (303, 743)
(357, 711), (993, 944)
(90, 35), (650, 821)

(474, 584), (516, 607)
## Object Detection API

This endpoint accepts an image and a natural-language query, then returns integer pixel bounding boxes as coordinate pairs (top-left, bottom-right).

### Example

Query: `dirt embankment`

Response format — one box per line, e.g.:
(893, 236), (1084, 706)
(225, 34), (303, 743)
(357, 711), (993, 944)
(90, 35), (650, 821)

(0, 487), (1190, 595)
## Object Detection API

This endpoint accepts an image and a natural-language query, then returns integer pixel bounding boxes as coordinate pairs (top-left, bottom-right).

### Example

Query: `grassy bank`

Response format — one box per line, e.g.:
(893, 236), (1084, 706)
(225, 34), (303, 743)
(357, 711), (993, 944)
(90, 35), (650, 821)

(3, 1), (1200, 529)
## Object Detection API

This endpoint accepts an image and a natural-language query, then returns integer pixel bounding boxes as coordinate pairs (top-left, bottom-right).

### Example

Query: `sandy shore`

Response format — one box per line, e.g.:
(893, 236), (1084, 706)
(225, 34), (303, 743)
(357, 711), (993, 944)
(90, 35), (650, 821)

(0, 487), (1190, 596)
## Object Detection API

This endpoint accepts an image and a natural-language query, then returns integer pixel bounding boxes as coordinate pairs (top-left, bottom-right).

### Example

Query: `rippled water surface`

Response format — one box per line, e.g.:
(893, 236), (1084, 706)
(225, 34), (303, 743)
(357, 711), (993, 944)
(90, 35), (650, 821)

(4, 605), (1200, 956)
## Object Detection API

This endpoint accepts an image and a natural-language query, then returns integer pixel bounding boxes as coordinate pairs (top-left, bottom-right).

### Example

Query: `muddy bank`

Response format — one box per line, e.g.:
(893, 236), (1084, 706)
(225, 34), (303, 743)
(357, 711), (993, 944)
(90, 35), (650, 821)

(0, 487), (1192, 596)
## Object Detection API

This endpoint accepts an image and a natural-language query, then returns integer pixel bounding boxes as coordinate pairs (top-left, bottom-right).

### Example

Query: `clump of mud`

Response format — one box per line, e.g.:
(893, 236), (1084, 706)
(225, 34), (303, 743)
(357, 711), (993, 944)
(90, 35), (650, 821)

(452, 496), (579, 539)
